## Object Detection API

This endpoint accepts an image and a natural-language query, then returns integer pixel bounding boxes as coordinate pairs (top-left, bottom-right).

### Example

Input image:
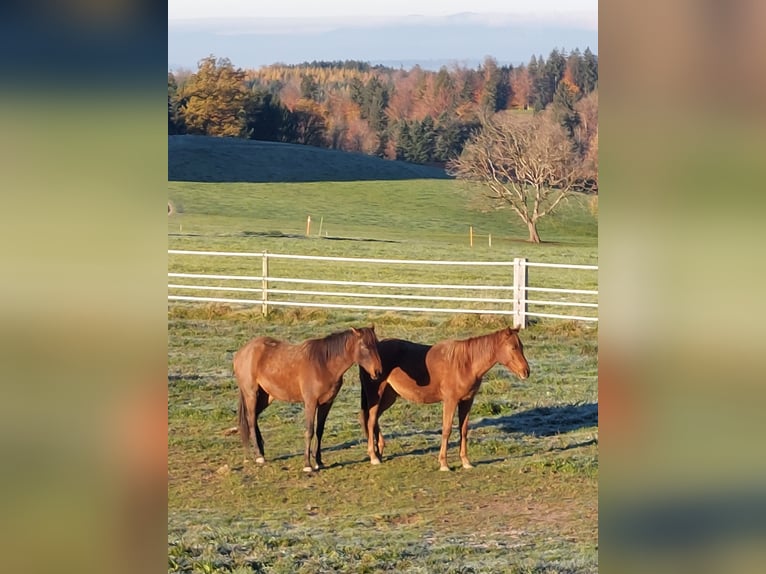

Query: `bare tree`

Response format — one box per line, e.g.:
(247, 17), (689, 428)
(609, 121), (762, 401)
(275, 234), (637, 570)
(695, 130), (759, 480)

(448, 112), (585, 243)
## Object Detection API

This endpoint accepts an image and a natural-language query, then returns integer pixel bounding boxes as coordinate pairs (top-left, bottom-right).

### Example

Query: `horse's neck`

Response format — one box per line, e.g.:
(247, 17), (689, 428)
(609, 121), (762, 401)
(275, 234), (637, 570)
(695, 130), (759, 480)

(467, 332), (502, 379)
(323, 343), (355, 379)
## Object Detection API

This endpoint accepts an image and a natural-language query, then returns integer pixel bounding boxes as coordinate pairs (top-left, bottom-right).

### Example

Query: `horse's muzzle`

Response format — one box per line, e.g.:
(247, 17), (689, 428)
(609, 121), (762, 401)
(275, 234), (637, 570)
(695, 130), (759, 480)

(510, 363), (530, 380)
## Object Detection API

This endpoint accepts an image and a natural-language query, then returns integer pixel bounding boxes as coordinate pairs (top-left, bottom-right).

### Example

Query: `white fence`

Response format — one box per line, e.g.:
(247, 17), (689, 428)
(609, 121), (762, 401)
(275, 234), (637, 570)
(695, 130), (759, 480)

(167, 250), (598, 327)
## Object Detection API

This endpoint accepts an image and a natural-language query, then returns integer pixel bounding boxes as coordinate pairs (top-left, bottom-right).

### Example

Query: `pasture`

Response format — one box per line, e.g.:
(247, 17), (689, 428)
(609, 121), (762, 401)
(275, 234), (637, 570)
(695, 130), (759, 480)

(168, 137), (598, 573)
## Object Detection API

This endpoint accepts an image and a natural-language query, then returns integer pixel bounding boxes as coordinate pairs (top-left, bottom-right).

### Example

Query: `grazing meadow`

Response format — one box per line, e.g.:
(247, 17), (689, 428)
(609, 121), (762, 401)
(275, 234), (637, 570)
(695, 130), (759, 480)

(168, 137), (598, 573)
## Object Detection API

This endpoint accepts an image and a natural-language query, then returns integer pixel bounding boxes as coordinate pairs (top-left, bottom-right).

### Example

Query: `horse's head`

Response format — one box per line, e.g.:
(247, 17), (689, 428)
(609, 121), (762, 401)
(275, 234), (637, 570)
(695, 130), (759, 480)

(498, 327), (530, 380)
(351, 326), (383, 379)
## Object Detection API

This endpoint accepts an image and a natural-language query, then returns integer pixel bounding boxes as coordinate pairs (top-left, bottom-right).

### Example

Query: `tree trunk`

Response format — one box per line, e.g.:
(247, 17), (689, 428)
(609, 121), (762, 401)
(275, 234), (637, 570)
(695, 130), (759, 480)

(527, 220), (541, 243)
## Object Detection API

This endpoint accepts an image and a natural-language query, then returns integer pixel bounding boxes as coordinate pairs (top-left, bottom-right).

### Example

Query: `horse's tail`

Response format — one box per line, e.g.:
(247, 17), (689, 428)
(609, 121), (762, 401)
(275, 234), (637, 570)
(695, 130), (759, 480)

(358, 365), (370, 439)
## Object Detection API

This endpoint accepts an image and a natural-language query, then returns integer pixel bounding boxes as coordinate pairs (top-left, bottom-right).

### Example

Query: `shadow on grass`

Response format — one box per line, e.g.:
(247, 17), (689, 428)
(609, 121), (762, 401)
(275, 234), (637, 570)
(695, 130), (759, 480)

(169, 135), (451, 183)
(240, 403), (597, 470)
(472, 402), (598, 436)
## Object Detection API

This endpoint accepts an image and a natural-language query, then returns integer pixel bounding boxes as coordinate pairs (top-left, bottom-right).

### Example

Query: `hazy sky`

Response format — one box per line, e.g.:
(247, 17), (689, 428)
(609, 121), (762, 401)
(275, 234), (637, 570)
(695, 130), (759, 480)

(168, 0), (597, 28)
(168, 0), (597, 70)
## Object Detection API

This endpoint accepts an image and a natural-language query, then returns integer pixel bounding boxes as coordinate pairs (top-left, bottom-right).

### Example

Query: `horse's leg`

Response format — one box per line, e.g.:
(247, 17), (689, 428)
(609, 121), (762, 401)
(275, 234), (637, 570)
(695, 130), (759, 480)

(365, 385), (383, 465)
(374, 385), (398, 459)
(302, 400), (318, 472)
(359, 371), (369, 440)
(237, 388), (256, 463)
(253, 391), (270, 463)
(438, 399), (458, 471)
(457, 398), (475, 469)
(313, 401), (333, 470)
(248, 387), (266, 464)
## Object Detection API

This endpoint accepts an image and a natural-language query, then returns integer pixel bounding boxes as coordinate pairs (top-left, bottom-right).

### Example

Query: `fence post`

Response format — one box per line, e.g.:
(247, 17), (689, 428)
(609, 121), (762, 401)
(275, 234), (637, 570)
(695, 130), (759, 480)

(261, 251), (269, 317)
(513, 257), (528, 329)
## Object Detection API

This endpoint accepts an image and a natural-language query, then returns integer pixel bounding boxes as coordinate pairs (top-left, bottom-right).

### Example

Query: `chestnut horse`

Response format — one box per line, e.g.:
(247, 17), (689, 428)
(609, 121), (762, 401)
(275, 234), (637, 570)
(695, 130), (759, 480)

(234, 326), (382, 472)
(359, 327), (529, 471)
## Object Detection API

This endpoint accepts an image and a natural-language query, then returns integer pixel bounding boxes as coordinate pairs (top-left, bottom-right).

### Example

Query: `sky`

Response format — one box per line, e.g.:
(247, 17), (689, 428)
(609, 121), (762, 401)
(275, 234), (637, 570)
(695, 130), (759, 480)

(168, 0), (598, 70)
(168, 0), (597, 27)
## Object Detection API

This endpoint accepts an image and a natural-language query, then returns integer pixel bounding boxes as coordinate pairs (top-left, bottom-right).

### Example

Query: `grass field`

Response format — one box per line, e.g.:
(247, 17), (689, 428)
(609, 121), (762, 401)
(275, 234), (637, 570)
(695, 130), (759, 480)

(168, 137), (598, 573)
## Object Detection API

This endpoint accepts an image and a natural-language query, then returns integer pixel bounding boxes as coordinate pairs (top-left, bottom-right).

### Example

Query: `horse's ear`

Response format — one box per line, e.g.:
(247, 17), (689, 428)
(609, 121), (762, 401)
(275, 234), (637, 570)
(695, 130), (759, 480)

(370, 324), (376, 332)
(351, 327), (361, 337)
(507, 326), (519, 334)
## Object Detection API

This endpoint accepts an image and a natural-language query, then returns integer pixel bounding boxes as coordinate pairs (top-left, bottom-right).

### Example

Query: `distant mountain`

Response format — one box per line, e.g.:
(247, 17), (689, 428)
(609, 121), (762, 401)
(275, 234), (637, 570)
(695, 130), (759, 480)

(367, 59), (524, 72)
(168, 16), (597, 71)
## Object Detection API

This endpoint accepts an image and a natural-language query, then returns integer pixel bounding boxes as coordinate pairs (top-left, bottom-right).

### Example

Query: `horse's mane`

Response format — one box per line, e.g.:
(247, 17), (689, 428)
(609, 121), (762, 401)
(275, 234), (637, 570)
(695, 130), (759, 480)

(444, 329), (505, 370)
(303, 327), (376, 365)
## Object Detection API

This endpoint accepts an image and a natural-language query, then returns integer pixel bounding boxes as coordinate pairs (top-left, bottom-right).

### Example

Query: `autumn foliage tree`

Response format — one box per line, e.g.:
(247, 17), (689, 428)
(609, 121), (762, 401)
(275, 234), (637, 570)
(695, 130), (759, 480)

(448, 112), (586, 243)
(181, 56), (249, 137)
(169, 49), (596, 166)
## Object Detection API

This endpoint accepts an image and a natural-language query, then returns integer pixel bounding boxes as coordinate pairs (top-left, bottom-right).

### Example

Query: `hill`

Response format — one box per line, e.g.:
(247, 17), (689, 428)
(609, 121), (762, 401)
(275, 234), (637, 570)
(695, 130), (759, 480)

(168, 135), (450, 183)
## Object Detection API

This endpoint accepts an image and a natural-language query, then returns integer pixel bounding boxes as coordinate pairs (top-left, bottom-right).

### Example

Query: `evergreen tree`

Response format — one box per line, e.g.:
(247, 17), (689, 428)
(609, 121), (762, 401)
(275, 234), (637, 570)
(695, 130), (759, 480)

(168, 72), (186, 134)
(349, 77), (365, 106)
(395, 121), (413, 161)
(582, 48), (598, 93)
(552, 80), (581, 139)
(480, 56), (500, 114)
(244, 90), (285, 141)
(411, 116), (436, 163)
(300, 74), (320, 101)
(434, 117), (480, 162)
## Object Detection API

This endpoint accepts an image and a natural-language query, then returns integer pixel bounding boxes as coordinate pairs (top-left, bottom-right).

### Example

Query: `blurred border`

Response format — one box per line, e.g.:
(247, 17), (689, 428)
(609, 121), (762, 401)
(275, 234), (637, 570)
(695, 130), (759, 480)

(600, 0), (766, 571)
(0, 2), (167, 573)
(4, 0), (766, 572)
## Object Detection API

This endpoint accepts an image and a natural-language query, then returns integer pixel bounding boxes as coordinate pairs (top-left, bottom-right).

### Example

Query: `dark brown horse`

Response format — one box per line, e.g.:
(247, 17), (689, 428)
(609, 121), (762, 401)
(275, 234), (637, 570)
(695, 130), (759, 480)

(234, 326), (382, 472)
(359, 327), (529, 471)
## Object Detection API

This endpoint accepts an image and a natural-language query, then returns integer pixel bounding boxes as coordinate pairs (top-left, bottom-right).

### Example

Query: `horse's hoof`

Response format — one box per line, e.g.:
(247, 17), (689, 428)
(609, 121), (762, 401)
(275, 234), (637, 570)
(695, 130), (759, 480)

(302, 466), (314, 473)
(462, 462), (474, 469)
(370, 458), (381, 466)
(439, 465), (451, 472)
(255, 456), (266, 464)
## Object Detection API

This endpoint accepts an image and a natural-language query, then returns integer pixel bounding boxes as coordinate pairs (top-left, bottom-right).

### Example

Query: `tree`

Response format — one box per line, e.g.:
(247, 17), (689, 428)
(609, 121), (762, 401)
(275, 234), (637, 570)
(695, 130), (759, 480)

(282, 99), (327, 147)
(181, 56), (249, 137)
(509, 65), (531, 109)
(168, 72), (186, 134)
(300, 74), (321, 100)
(395, 121), (413, 161)
(447, 112), (585, 243)
(582, 48), (598, 93)
(243, 90), (285, 141)
(434, 116), (480, 163)
(411, 115), (436, 163)
(552, 78), (581, 139)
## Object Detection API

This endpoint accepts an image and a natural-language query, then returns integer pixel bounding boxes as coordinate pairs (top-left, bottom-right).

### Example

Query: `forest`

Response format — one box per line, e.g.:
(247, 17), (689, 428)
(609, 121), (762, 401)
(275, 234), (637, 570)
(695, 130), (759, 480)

(168, 48), (597, 170)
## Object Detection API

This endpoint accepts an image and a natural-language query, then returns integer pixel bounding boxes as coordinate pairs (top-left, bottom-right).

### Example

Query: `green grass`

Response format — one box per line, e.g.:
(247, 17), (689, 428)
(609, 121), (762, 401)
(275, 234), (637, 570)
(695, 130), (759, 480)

(168, 141), (598, 573)
(168, 178), (598, 320)
(169, 136), (450, 183)
(168, 178), (597, 250)
(169, 311), (598, 573)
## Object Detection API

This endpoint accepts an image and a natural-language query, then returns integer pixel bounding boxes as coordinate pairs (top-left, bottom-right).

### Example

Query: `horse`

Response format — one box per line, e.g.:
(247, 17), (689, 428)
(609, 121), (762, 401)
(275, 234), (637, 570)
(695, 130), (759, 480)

(234, 326), (382, 472)
(359, 327), (529, 471)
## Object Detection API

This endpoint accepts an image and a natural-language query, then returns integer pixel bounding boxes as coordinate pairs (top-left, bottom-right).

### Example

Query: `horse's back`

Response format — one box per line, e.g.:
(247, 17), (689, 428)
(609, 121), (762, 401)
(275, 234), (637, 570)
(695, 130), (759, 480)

(234, 337), (291, 377)
(375, 338), (442, 403)
(378, 338), (430, 369)
(233, 336), (305, 400)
